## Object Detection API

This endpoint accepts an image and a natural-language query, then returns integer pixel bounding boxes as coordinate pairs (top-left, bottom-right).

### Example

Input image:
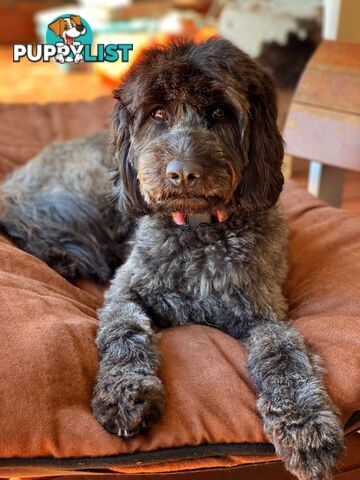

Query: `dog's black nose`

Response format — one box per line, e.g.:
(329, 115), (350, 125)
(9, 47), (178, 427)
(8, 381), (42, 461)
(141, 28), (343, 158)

(166, 160), (203, 186)
(76, 25), (84, 32)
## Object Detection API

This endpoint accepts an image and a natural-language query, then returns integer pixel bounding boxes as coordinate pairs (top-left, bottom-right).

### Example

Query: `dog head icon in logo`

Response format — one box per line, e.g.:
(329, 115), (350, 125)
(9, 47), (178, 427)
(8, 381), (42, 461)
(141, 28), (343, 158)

(46, 14), (92, 64)
(48, 15), (86, 46)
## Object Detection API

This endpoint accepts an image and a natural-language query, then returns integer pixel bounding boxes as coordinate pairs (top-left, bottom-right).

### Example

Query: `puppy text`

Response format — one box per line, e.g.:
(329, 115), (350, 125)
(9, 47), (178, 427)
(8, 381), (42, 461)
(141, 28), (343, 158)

(13, 43), (133, 63)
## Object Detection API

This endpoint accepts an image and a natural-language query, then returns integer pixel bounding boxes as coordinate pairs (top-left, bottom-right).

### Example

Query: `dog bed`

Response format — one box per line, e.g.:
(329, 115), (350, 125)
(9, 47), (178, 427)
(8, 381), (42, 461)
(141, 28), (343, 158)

(0, 98), (359, 479)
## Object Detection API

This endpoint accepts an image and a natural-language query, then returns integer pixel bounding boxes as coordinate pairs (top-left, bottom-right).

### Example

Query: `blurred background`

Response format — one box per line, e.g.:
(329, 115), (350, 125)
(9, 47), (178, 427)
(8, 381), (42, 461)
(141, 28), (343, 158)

(1, 1), (359, 109)
(0, 0), (359, 207)
(0, 0), (329, 104)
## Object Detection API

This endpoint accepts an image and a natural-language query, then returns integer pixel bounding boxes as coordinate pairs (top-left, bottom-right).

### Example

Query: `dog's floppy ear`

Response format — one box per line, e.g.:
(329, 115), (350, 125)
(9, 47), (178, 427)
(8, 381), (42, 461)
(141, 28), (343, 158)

(70, 15), (82, 25)
(112, 94), (147, 215)
(48, 18), (63, 37)
(239, 73), (284, 210)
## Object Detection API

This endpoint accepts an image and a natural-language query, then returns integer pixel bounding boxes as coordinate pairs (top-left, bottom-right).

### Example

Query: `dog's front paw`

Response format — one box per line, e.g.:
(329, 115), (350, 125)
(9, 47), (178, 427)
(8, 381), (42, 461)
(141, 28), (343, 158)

(267, 408), (344, 480)
(92, 369), (165, 437)
(74, 53), (84, 64)
(55, 53), (65, 64)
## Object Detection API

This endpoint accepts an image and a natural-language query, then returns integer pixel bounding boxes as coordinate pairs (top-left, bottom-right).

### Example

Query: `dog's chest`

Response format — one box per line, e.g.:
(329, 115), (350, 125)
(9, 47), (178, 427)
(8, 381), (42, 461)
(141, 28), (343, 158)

(131, 218), (257, 297)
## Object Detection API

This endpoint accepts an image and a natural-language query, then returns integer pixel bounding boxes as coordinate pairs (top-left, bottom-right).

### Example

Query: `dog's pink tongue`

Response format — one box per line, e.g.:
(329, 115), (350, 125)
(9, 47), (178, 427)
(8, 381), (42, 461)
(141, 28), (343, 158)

(172, 212), (186, 225)
(217, 210), (225, 222)
(65, 34), (73, 45)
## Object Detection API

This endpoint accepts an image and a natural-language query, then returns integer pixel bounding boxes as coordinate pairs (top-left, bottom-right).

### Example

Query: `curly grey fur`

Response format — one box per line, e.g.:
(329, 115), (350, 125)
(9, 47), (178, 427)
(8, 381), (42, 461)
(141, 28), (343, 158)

(0, 39), (343, 480)
(0, 131), (133, 281)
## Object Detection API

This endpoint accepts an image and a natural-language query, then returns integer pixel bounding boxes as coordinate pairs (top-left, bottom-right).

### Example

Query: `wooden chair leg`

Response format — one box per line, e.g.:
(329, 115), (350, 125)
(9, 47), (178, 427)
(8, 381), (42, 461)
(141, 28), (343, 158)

(308, 161), (345, 207)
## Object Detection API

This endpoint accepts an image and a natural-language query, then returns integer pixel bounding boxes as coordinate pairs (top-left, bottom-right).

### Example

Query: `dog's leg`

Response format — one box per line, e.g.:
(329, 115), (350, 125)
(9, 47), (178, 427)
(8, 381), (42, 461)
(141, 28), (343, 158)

(0, 190), (122, 282)
(55, 43), (65, 63)
(146, 292), (344, 479)
(91, 282), (165, 437)
(246, 321), (344, 480)
(0, 131), (128, 281)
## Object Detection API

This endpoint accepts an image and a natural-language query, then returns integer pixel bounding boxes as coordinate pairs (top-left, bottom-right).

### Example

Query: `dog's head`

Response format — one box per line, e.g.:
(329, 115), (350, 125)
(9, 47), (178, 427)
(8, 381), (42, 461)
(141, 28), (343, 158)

(112, 38), (284, 221)
(48, 16), (86, 45)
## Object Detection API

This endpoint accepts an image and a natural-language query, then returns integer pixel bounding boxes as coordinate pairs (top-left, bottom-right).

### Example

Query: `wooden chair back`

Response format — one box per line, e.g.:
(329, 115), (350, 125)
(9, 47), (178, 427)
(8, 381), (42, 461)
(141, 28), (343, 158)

(283, 41), (360, 206)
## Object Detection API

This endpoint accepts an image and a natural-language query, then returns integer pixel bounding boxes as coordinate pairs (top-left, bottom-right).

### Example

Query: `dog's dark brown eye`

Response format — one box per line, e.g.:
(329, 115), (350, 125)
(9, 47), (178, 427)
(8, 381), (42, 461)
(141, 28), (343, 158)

(211, 108), (225, 119)
(151, 107), (168, 122)
(64, 24), (69, 30)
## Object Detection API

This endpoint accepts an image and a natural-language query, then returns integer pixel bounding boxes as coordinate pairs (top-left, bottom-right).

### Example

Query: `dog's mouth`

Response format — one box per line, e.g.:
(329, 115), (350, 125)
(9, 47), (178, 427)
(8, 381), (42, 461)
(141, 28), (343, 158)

(172, 211), (229, 226)
(64, 33), (74, 45)
(153, 195), (231, 225)
(157, 194), (223, 210)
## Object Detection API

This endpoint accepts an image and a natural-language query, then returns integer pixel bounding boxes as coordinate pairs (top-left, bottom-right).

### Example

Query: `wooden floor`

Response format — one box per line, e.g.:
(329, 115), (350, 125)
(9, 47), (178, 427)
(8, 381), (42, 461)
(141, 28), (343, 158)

(0, 46), (112, 104)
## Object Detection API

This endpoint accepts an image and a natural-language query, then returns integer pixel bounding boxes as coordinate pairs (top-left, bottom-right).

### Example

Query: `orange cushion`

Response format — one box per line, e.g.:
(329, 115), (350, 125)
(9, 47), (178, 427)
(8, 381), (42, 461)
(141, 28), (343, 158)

(0, 99), (359, 476)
